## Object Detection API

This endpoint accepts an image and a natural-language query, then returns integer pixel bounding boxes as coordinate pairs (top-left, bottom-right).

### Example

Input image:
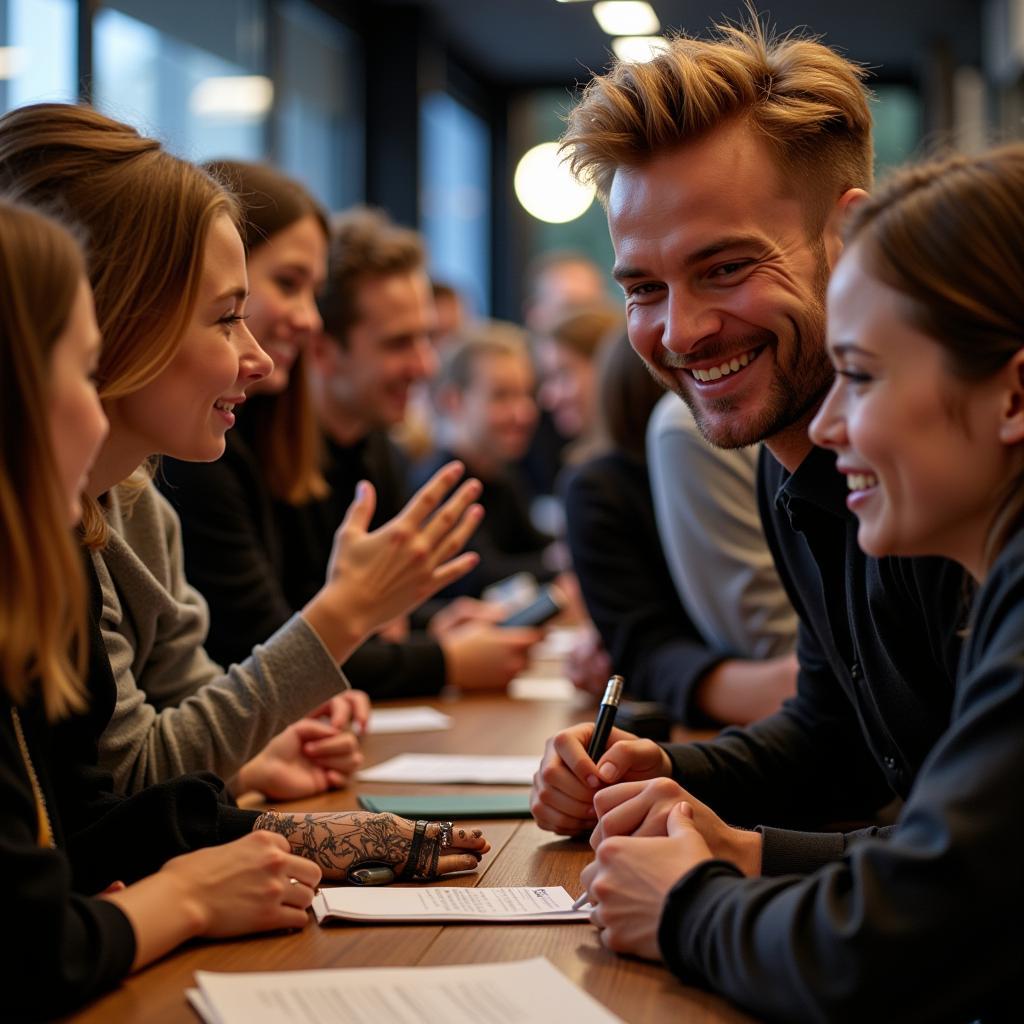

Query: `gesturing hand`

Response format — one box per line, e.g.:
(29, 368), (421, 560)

(582, 802), (713, 961)
(325, 462), (484, 634)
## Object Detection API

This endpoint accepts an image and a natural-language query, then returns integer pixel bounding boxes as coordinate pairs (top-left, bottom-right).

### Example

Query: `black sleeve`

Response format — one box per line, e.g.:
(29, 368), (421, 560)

(341, 635), (447, 699)
(656, 570), (1024, 1024)
(1, 720), (135, 1020)
(159, 453), (292, 668)
(564, 459), (724, 725)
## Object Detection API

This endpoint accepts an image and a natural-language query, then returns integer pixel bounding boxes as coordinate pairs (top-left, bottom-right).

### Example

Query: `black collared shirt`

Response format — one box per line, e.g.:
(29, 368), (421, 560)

(665, 445), (964, 857)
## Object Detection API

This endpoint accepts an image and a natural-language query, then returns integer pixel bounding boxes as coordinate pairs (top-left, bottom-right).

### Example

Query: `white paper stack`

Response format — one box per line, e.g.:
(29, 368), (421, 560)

(358, 752), (538, 785)
(313, 885), (591, 924)
(187, 957), (623, 1024)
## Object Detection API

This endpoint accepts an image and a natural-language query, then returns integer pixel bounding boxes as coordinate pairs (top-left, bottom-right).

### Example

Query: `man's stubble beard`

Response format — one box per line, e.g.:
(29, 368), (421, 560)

(649, 259), (834, 451)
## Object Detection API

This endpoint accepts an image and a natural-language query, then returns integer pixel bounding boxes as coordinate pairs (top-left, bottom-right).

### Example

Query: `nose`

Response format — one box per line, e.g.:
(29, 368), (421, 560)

(238, 320), (274, 385)
(662, 289), (724, 357)
(292, 291), (323, 338)
(411, 335), (439, 381)
(808, 379), (847, 450)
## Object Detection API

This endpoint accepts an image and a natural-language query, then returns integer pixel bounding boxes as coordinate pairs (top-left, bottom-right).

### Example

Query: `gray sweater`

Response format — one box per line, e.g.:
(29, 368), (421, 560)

(93, 481), (347, 794)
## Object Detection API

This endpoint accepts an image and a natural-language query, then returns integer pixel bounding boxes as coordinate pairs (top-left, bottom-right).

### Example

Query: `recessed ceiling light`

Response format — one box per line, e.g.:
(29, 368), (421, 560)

(593, 2), (660, 36)
(611, 35), (669, 62)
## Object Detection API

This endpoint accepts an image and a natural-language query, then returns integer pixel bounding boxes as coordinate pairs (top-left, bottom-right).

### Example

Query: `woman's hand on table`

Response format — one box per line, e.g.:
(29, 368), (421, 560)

(590, 777), (763, 877)
(237, 719), (363, 800)
(308, 689), (372, 734)
(582, 801), (712, 961)
(253, 811), (491, 881)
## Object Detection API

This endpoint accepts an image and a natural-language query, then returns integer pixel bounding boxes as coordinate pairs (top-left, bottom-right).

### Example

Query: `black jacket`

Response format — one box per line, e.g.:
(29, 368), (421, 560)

(564, 451), (724, 725)
(656, 446), (1022, 1022)
(2, 562), (256, 1020)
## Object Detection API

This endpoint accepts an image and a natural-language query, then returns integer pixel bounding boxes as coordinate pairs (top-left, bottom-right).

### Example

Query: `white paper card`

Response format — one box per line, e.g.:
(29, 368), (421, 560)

(192, 957), (623, 1024)
(358, 753), (538, 785)
(508, 676), (579, 701)
(366, 706), (453, 733)
(313, 885), (590, 924)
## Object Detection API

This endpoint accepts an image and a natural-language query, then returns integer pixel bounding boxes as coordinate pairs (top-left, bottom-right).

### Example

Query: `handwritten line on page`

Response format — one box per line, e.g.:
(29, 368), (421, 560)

(313, 885), (592, 925)
(358, 753), (538, 785)
(366, 706), (453, 734)
(188, 957), (623, 1024)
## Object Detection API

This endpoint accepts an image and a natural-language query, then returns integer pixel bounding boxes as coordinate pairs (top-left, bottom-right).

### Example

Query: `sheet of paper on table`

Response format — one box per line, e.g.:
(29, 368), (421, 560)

(358, 752), (538, 785)
(187, 957), (623, 1024)
(508, 675), (579, 701)
(366, 706), (453, 733)
(313, 885), (592, 925)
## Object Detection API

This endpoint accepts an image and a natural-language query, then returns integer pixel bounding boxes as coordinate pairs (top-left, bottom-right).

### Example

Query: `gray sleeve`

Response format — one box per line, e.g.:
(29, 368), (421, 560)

(94, 483), (349, 794)
(646, 393), (797, 658)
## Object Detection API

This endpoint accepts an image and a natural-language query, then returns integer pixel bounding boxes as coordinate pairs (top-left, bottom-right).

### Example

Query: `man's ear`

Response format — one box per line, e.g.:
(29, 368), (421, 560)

(998, 349), (1024, 446)
(823, 188), (869, 269)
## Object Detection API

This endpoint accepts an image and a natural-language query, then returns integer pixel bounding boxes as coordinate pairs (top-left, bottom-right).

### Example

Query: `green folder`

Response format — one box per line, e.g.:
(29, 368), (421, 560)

(357, 793), (533, 818)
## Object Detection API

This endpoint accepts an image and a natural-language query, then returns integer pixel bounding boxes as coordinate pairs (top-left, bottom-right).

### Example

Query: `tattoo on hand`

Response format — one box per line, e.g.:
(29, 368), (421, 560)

(253, 811), (412, 879)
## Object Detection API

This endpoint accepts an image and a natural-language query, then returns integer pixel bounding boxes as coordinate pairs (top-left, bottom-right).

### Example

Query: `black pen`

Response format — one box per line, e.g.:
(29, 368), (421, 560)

(573, 674), (625, 912)
(586, 674), (625, 762)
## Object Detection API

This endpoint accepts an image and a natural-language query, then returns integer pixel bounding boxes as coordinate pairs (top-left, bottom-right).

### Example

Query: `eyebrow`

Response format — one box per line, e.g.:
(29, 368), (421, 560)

(211, 285), (249, 305)
(612, 234), (768, 282)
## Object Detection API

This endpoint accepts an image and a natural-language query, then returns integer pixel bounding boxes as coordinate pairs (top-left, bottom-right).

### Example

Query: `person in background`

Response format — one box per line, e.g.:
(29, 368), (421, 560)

(431, 279), (468, 348)
(534, 303), (623, 466)
(0, 196), (489, 1019)
(413, 320), (559, 599)
(582, 143), (1024, 1024)
(647, 393), (797, 690)
(283, 206), (542, 692)
(0, 106), (483, 800)
(566, 334), (786, 725)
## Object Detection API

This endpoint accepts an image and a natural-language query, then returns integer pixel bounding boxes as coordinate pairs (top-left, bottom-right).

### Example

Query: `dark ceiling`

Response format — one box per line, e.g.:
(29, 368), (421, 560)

(375, 0), (983, 86)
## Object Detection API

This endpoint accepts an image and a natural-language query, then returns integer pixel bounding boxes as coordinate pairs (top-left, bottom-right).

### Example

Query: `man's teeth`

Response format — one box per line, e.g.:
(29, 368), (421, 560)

(690, 349), (754, 383)
(847, 473), (878, 491)
(214, 400), (235, 413)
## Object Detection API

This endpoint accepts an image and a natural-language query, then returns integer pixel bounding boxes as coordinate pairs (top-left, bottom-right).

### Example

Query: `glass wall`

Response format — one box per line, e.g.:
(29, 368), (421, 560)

(275, 0), (363, 212)
(93, 0), (268, 162)
(0, 0), (77, 114)
(420, 91), (491, 316)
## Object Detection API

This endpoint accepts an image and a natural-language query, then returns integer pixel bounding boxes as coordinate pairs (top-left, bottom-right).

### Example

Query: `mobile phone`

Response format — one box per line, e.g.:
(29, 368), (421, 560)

(499, 584), (565, 628)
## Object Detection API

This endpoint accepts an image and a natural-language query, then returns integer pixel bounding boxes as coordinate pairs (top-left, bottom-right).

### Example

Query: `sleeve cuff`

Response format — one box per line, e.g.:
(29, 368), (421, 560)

(756, 826), (846, 876)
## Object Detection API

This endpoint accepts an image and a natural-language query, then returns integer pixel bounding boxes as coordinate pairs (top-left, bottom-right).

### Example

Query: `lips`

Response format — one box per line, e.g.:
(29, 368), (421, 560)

(688, 346), (762, 383)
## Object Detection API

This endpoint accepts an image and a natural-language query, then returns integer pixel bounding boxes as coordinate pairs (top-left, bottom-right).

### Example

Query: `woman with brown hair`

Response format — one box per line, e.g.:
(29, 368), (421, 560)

(0, 104), (492, 874)
(0, 197), (325, 1017)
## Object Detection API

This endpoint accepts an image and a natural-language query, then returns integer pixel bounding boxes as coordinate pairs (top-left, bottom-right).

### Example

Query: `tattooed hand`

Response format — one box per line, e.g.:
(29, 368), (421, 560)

(252, 811), (491, 881)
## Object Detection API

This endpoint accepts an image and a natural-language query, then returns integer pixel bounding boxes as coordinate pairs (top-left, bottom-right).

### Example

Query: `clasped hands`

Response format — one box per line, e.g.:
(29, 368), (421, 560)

(530, 722), (762, 962)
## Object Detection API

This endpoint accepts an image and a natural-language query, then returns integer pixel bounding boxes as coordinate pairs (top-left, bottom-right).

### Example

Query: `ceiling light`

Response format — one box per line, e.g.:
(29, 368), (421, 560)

(0, 47), (27, 80)
(189, 75), (273, 118)
(611, 36), (669, 62)
(514, 142), (596, 224)
(593, 2), (660, 36)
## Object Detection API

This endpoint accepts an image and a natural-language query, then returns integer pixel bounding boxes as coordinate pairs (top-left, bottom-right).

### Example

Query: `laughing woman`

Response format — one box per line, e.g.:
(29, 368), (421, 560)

(0, 104), (485, 803)
(580, 145), (1024, 1023)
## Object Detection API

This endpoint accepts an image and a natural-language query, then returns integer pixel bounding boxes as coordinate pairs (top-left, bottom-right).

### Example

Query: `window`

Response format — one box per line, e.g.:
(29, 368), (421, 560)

(93, 0), (268, 162)
(0, 0), (76, 115)
(275, 0), (363, 211)
(421, 91), (491, 316)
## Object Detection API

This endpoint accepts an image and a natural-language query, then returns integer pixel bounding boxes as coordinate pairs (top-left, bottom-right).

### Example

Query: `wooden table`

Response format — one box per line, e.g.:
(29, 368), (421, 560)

(65, 691), (755, 1024)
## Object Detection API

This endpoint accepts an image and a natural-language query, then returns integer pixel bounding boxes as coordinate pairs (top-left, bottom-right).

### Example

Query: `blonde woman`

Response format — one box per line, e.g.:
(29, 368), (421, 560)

(0, 104), (486, 814)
